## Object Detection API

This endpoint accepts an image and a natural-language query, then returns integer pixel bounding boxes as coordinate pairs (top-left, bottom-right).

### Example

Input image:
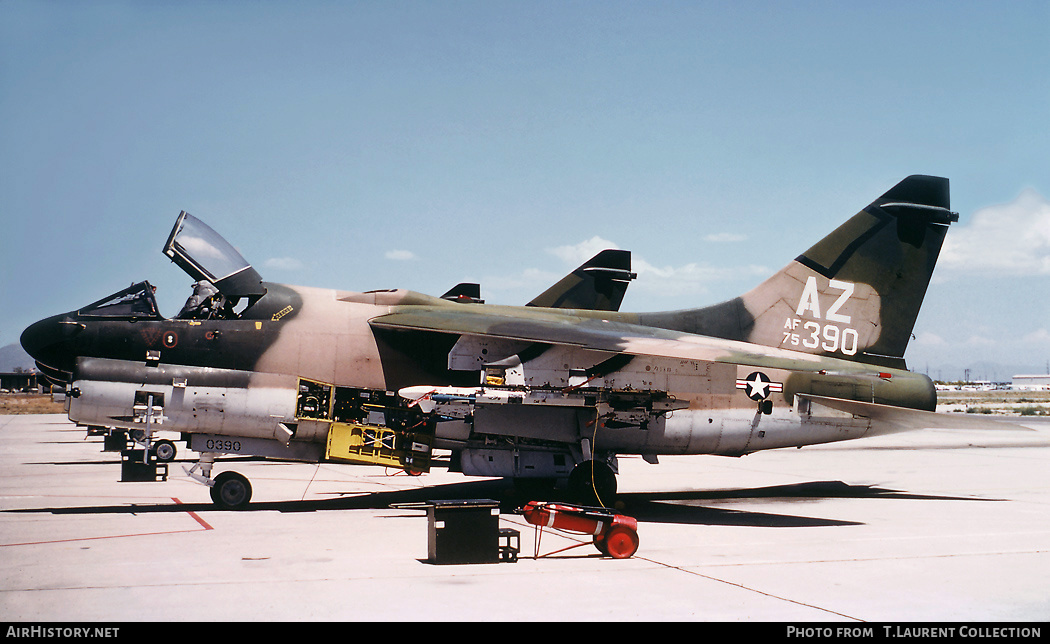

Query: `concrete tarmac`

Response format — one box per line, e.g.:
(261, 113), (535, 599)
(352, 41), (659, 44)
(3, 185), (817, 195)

(1, 413), (1048, 622)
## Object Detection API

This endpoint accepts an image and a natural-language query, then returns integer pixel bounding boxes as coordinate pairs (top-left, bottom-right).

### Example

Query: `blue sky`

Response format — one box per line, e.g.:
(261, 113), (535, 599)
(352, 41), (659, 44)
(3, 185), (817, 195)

(2, 1), (1048, 379)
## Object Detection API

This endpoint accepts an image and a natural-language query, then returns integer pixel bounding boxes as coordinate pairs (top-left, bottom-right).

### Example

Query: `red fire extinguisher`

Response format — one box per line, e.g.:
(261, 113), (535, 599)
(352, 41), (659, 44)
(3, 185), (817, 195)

(519, 501), (639, 559)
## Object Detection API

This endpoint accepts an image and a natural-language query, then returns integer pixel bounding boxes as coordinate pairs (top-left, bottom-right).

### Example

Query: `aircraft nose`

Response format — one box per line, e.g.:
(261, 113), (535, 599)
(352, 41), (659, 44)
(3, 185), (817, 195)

(20, 314), (81, 376)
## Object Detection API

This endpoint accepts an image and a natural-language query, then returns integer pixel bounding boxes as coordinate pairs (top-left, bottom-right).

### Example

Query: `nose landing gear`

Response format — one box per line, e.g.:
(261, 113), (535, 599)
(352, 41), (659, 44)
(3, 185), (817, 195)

(152, 439), (177, 463)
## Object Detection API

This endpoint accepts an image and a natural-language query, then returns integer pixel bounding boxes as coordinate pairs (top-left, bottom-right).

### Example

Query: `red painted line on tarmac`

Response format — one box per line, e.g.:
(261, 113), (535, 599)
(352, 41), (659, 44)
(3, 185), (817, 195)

(171, 497), (214, 530)
(1, 529), (205, 547)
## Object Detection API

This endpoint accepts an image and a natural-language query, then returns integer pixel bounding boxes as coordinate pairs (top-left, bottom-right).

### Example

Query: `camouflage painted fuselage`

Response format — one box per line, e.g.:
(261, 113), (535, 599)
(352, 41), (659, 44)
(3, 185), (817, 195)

(33, 277), (932, 463)
(22, 175), (964, 487)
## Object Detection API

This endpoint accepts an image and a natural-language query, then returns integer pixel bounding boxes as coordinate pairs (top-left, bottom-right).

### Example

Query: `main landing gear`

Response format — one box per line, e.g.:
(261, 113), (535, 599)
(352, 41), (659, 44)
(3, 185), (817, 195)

(567, 459), (617, 507)
(210, 471), (252, 510)
(185, 453), (253, 510)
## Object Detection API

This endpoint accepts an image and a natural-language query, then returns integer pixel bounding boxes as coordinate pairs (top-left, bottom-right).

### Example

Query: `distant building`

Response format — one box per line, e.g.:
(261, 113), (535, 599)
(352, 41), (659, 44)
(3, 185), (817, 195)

(1012, 375), (1050, 391)
(0, 371), (43, 393)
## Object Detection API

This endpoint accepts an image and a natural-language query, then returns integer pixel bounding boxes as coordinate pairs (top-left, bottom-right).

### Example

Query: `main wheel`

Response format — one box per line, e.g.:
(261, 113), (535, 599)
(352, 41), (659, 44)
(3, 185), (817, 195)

(567, 460), (617, 507)
(210, 471), (252, 510)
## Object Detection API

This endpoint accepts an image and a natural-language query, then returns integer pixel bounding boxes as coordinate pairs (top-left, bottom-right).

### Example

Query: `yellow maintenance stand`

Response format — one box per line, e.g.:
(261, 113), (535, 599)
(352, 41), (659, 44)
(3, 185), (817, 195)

(326, 421), (433, 473)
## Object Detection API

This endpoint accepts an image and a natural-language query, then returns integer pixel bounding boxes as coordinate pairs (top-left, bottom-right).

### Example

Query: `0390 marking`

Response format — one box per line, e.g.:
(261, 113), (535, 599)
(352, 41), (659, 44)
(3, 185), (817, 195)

(204, 438), (242, 452)
(783, 276), (859, 356)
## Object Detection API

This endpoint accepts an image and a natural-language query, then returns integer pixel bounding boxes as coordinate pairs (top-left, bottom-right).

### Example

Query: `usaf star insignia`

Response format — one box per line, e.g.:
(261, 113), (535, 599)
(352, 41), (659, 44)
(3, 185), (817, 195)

(736, 371), (784, 401)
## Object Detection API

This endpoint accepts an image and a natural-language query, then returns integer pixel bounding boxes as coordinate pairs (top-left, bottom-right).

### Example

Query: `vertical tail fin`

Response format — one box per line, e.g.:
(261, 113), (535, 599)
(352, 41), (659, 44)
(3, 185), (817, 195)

(645, 176), (957, 369)
(528, 249), (637, 311)
(775, 175), (957, 367)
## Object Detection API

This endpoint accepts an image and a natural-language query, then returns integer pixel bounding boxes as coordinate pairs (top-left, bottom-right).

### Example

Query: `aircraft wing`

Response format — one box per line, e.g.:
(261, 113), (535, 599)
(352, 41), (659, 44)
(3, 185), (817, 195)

(799, 394), (1034, 432)
(369, 306), (867, 376)
(370, 307), (1033, 434)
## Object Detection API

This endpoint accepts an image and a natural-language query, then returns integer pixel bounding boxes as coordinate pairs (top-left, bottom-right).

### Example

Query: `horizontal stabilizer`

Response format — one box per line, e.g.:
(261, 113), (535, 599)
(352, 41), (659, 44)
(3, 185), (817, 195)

(800, 394), (1034, 434)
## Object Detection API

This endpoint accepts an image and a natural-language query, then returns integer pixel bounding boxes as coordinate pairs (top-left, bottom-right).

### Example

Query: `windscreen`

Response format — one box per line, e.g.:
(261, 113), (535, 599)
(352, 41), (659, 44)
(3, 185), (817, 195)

(79, 282), (162, 319)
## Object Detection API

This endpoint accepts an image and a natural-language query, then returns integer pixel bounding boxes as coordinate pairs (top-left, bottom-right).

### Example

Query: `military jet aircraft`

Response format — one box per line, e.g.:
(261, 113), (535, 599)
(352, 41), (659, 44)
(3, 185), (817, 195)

(22, 175), (1001, 509)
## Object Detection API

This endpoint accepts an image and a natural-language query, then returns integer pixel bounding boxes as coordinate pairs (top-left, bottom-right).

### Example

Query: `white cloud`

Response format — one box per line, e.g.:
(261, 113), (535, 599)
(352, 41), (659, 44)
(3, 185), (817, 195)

(913, 331), (948, 347)
(264, 257), (304, 271)
(384, 249), (417, 261)
(940, 189), (1050, 275)
(1022, 328), (1050, 344)
(632, 258), (768, 298)
(483, 267), (561, 293)
(545, 236), (769, 300)
(964, 334), (997, 348)
(548, 236), (620, 265)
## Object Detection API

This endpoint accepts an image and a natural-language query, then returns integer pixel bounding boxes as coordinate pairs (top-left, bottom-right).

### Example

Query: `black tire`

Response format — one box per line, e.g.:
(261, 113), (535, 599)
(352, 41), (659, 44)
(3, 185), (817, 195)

(152, 439), (177, 463)
(210, 471), (252, 510)
(567, 460), (617, 507)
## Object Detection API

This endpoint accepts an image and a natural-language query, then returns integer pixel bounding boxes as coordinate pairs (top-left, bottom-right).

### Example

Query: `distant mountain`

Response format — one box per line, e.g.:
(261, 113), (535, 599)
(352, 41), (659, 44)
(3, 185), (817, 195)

(0, 344), (36, 372)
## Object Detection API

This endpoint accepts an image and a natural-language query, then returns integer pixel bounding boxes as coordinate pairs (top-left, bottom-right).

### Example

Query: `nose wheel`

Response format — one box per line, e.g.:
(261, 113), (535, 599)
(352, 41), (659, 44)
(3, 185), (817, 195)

(152, 439), (177, 463)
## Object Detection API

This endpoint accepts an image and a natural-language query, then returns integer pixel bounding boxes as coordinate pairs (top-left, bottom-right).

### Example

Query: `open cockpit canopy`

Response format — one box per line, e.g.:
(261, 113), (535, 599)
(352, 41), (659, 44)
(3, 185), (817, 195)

(163, 211), (265, 299)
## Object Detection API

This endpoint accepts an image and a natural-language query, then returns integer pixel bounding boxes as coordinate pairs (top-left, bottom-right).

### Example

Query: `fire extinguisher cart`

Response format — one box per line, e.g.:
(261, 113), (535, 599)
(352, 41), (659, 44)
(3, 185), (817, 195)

(517, 501), (639, 559)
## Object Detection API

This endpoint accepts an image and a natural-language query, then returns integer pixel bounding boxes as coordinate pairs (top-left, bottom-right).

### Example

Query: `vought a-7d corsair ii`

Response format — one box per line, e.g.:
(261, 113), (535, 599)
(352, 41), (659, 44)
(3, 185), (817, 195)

(21, 175), (1004, 509)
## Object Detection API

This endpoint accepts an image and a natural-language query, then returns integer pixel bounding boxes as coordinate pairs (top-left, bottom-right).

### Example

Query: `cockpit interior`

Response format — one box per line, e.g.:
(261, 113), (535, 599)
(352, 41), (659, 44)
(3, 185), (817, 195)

(78, 212), (269, 323)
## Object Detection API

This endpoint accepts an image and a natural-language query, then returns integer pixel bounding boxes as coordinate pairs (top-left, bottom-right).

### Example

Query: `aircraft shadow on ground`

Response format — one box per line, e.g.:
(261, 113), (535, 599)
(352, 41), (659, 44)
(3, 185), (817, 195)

(5, 478), (1000, 529)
